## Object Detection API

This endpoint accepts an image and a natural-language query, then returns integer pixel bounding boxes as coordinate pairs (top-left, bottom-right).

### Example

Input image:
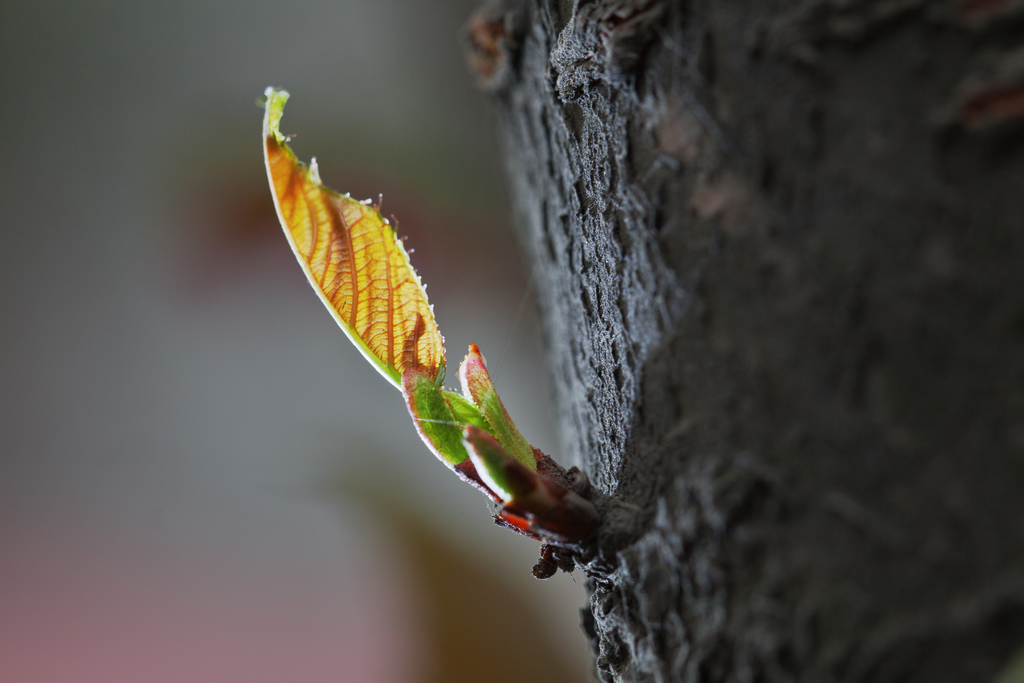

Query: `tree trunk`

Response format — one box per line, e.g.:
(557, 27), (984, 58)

(468, 0), (1024, 681)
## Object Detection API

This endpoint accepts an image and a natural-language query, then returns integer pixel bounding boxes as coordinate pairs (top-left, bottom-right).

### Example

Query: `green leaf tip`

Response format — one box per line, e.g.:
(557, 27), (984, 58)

(459, 344), (537, 470)
(262, 87), (290, 144)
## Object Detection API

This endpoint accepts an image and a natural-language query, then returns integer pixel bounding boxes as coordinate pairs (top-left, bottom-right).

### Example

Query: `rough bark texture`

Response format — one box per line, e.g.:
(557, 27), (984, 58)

(469, 0), (1024, 681)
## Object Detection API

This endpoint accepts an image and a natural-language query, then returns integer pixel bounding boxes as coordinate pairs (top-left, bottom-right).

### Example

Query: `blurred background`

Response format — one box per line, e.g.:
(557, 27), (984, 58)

(0, 2), (593, 681)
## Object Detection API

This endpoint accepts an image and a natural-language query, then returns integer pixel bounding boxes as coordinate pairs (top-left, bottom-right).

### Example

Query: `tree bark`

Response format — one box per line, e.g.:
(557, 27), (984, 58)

(468, 1), (1024, 681)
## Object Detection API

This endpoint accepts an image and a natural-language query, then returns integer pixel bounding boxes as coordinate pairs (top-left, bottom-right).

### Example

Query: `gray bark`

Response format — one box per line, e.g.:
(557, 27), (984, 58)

(468, 0), (1024, 681)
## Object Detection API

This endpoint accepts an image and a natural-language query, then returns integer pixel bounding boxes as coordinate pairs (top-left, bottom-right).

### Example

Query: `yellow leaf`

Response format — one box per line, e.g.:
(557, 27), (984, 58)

(262, 88), (445, 387)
